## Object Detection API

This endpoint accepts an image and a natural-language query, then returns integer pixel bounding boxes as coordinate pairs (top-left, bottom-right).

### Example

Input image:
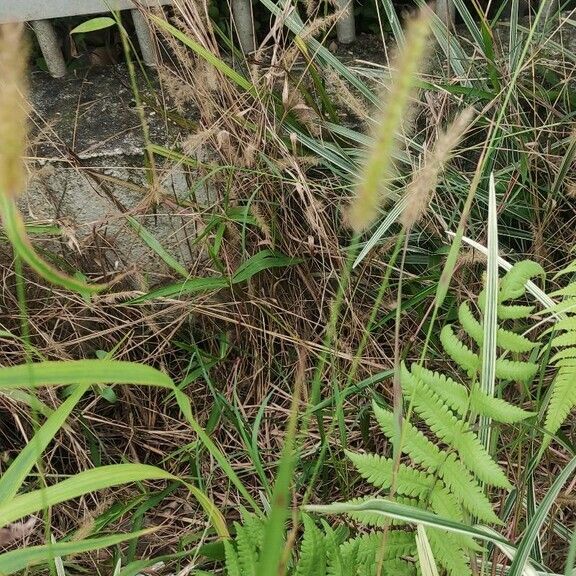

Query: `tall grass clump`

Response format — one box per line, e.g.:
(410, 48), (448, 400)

(0, 23), (233, 575)
(2, 0), (576, 573)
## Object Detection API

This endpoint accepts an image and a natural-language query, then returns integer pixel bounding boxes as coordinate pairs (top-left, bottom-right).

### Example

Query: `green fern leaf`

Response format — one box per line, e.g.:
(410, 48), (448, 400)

(409, 365), (470, 416)
(544, 365), (576, 439)
(497, 260), (544, 302)
(378, 558), (417, 575)
(550, 284), (576, 297)
(429, 487), (484, 551)
(295, 514), (326, 576)
(440, 324), (480, 375)
(550, 347), (576, 363)
(469, 387), (535, 422)
(551, 332), (576, 348)
(346, 451), (435, 499)
(372, 402), (503, 524)
(401, 368), (511, 488)
(439, 453), (502, 524)
(373, 401), (445, 469)
(494, 357), (538, 382)
(496, 303), (534, 320)
(340, 530), (416, 565)
(324, 522), (352, 576)
(340, 532), (417, 575)
(224, 539), (241, 576)
(458, 301), (536, 353)
(545, 317), (576, 332)
(233, 522), (258, 576)
(426, 529), (472, 576)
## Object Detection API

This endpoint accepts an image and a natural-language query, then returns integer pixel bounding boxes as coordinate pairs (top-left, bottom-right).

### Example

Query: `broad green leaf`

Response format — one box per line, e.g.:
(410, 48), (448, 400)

(232, 250), (301, 284)
(70, 17), (116, 34)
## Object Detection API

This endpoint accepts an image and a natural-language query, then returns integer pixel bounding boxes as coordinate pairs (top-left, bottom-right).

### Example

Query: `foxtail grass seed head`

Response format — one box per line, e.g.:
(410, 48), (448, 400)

(346, 8), (433, 234)
(0, 24), (29, 200)
(400, 107), (474, 229)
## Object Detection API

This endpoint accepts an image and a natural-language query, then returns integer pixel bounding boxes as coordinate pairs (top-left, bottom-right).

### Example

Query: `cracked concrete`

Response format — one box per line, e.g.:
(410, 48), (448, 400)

(24, 63), (211, 284)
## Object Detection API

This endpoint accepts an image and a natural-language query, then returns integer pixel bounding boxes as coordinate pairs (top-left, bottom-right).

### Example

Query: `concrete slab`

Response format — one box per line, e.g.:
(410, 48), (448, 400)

(24, 64), (210, 285)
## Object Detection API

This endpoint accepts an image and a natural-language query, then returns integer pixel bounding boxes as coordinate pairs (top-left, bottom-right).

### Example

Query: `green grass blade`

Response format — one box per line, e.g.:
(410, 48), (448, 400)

(129, 277), (229, 304)
(0, 530), (154, 575)
(352, 194), (407, 268)
(0, 196), (105, 296)
(416, 524), (440, 576)
(125, 215), (189, 278)
(305, 498), (511, 544)
(255, 366), (302, 576)
(258, 0), (379, 106)
(0, 359), (260, 517)
(478, 173), (499, 450)
(508, 455), (576, 576)
(0, 390), (53, 417)
(0, 360), (173, 390)
(0, 464), (173, 527)
(149, 15), (256, 95)
(0, 384), (90, 505)
(232, 250), (302, 284)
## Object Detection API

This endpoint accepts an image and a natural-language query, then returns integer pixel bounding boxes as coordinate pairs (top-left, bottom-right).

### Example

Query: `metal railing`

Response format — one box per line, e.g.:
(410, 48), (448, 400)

(0, 0), (456, 77)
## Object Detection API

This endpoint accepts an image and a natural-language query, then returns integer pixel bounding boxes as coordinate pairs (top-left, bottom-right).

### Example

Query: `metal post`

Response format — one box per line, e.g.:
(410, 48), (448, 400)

(31, 19), (67, 77)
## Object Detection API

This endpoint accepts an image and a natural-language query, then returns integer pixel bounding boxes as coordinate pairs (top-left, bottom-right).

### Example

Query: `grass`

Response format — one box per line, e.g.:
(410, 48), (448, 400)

(0, 1), (576, 574)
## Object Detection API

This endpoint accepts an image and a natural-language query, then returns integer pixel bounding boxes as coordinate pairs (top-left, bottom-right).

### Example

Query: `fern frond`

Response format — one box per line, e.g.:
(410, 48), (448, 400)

(409, 365), (469, 416)
(439, 453), (502, 524)
(373, 402), (445, 469)
(458, 301), (536, 353)
(339, 531), (417, 576)
(346, 451), (435, 498)
(426, 529), (472, 576)
(497, 260), (545, 302)
(544, 364), (576, 440)
(493, 357), (538, 382)
(409, 365), (534, 423)
(340, 530), (416, 565)
(550, 347), (576, 363)
(233, 521), (258, 576)
(224, 539), (241, 576)
(550, 331), (576, 348)
(440, 324), (480, 375)
(324, 522), (350, 576)
(295, 514), (327, 576)
(401, 367), (511, 488)
(469, 387), (535, 423)
(496, 303), (534, 320)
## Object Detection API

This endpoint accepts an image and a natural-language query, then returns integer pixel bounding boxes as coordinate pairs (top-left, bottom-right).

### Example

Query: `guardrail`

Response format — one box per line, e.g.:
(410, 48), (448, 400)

(0, 0), (456, 77)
